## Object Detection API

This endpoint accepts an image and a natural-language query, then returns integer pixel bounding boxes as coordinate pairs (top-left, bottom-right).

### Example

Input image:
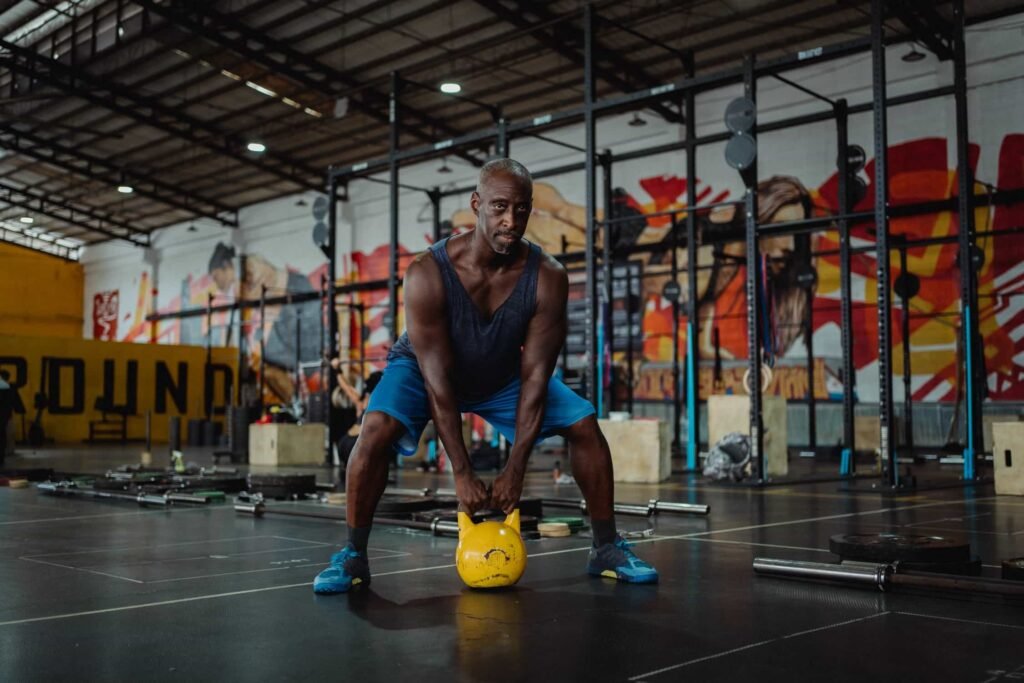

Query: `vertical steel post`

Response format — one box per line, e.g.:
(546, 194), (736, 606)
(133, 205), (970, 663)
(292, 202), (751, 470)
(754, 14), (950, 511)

(671, 215), (682, 457)
(430, 188), (442, 243)
(836, 99), (857, 475)
(601, 152), (613, 417)
(871, 0), (897, 486)
(805, 276), (817, 449)
(625, 264), (635, 414)
(898, 242), (914, 453)
(583, 4), (598, 409)
(388, 71), (401, 343)
(743, 55), (765, 483)
(205, 292), (213, 420)
(259, 284), (266, 412)
(954, 0), (980, 479)
(326, 179), (339, 460)
(684, 51), (700, 469)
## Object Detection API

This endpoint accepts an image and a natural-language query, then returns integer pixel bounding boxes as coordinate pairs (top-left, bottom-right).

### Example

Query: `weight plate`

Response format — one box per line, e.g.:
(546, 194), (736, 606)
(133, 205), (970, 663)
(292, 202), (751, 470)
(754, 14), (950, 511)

(893, 272), (920, 300)
(829, 533), (971, 564)
(375, 495), (439, 514)
(724, 96), (756, 133)
(1002, 557), (1024, 581)
(312, 195), (328, 220)
(312, 221), (328, 247)
(896, 556), (982, 577)
(725, 133), (757, 171)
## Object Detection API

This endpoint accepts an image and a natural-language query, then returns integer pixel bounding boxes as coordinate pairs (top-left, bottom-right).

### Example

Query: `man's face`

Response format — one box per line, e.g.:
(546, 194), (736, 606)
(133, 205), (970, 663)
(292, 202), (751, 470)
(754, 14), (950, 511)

(211, 264), (236, 292)
(470, 171), (532, 255)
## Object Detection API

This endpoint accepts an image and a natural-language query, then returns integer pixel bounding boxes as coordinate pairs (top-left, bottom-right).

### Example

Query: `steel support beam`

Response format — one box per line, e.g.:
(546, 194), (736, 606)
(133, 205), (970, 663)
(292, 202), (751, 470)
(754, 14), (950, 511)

(872, 0), (898, 486)
(0, 180), (149, 246)
(388, 72), (401, 343)
(684, 51), (700, 470)
(953, 0), (981, 478)
(474, 0), (683, 124)
(133, 0), (484, 166)
(0, 38), (323, 192)
(583, 4), (598, 409)
(743, 55), (765, 483)
(0, 123), (237, 226)
(836, 99), (857, 475)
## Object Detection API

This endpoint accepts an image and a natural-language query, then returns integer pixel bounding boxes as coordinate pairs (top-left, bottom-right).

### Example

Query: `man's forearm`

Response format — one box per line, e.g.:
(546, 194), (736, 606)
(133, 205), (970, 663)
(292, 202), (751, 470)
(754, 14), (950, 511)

(506, 378), (548, 472)
(421, 368), (472, 476)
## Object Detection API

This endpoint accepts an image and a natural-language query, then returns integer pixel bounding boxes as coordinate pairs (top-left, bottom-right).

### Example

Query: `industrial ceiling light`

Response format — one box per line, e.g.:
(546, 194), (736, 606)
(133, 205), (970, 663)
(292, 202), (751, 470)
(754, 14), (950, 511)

(19, 215), (33, 223)
(117, 184), (133, 194)
(902, 44), (926, 62)
(438, 157), (452, 173)
(628, 112), (647, 127)
(247, 141), (267, 153)
(439, 82), (462, 94)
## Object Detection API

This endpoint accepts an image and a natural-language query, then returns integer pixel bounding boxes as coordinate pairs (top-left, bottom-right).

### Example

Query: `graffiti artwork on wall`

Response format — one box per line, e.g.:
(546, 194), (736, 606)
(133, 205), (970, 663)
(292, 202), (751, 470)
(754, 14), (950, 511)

(344, 135), (1023, 405)
(92, 290), (119, 341)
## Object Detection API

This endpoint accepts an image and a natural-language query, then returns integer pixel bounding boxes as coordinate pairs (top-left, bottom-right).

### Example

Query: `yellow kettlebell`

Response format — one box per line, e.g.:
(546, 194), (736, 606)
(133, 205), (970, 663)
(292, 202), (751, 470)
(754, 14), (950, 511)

(456, 509), (527, 589)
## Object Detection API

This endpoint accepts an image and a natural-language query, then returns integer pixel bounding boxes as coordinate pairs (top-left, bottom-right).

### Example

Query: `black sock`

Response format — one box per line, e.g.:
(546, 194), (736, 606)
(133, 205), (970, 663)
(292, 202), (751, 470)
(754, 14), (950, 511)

(348, 525), (371, 554)
(590, 517), (617, 547)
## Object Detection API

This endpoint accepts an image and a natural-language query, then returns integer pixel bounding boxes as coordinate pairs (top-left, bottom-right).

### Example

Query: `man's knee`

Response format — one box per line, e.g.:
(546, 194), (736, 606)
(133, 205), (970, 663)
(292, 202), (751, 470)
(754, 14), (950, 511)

(355, 411), (405, 454)
(562, 414), (603, 445)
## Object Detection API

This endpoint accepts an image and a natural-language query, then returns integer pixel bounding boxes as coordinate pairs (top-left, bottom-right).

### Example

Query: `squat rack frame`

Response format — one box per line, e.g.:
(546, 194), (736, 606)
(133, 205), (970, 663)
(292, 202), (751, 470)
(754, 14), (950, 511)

(326, 1), (1015, 487)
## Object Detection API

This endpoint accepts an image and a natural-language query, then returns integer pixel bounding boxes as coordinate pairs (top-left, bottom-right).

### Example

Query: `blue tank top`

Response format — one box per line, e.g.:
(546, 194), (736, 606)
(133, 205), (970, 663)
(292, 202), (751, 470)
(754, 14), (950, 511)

(388, 236), (541, 401)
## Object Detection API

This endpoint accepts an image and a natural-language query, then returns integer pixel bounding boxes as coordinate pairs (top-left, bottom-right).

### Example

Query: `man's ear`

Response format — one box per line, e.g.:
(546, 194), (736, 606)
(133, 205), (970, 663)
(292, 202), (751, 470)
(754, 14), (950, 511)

(470, 191), (481, 217)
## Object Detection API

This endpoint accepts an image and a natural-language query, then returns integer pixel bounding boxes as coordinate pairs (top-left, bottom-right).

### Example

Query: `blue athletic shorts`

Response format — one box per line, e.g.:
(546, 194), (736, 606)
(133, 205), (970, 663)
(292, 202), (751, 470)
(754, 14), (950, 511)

(365, 358), (596, 455)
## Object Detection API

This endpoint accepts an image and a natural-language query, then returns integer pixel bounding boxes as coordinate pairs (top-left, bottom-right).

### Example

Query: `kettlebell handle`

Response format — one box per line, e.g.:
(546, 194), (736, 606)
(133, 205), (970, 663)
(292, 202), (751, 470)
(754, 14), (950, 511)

(457, 508), (521, 539)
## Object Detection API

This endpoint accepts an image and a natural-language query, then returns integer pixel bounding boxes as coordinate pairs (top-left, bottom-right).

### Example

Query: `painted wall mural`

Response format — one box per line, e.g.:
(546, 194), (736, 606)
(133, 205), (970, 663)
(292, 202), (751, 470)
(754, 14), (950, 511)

(93, 134), (1023, 408)
(340, 134), (1024, 405)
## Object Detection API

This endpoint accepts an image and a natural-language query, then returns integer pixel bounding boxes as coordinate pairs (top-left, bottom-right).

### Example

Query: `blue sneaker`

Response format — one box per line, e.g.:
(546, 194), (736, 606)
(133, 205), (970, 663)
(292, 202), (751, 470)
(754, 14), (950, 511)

(587, 536), (659, 584)
(313, 545), (371, 594)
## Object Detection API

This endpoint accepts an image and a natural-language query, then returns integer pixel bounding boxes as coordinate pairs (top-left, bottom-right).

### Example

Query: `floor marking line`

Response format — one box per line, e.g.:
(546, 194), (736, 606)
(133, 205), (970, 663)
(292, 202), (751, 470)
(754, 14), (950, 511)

(142, 549), (413, 585)
(892, 611), (1024, 631)
(0, 505), (227, 526)
(628, 613), (888, 681)
(21, 534), (285, 559)
(683, 538), (832, 554)
(18, 557), (145, 584)
(0, 496), (998, 628)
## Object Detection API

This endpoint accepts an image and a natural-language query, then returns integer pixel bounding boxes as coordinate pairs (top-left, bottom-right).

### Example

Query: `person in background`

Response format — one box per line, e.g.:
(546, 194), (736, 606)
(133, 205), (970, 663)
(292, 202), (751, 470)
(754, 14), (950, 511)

(329, 357), (383, 469)
(0, 370), (15, 465)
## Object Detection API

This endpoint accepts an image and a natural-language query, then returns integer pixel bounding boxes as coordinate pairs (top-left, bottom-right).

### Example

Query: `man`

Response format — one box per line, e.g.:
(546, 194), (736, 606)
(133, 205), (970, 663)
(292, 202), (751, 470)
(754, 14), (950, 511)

(314, 159), (658, 594)
(0, 370), (14, 464)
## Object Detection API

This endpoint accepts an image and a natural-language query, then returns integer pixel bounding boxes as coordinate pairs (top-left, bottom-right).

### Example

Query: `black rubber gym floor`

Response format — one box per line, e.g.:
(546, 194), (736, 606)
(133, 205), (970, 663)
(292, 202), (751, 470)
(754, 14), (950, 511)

(1, 448), (1022, 682)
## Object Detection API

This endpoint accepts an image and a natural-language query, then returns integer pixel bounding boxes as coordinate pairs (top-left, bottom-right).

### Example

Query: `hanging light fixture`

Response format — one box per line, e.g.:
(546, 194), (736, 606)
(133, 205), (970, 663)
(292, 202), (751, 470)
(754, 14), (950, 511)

(628, 112), (647, 127)
(438, 157), (452, 173)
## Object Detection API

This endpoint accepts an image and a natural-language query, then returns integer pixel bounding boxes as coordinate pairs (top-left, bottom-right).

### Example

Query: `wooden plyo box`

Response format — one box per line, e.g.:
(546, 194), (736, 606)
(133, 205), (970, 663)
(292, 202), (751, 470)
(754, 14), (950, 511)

(984, 415), (1021, 453)
(597, 418), (671, 483)
(992, 422), (1024, 496)
(854, 415), (880, 452)
(707, 395), (788, 477)
(249, 423), (326, 467)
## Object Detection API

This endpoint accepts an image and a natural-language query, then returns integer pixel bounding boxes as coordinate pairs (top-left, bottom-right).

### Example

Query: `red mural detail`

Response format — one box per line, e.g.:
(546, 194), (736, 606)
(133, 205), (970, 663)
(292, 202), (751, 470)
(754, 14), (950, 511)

(92, 290), (119, 340)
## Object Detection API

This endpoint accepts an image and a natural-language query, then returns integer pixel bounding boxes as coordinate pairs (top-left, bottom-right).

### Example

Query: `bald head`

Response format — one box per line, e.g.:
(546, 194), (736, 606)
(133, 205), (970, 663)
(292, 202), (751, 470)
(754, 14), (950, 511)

(477, 158), (532, 194)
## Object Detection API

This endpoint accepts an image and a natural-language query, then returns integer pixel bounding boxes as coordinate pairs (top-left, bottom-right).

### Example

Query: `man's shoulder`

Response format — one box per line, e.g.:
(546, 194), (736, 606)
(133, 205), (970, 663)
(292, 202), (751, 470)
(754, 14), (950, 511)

(534, 247), (567, 280)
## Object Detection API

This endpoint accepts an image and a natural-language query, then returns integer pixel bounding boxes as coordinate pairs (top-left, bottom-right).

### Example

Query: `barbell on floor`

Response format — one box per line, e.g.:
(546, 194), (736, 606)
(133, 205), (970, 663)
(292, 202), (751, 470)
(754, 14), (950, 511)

(752, 557), (1024, 598)
(235, 494), (460, 536)
(412, 488), (709, 518)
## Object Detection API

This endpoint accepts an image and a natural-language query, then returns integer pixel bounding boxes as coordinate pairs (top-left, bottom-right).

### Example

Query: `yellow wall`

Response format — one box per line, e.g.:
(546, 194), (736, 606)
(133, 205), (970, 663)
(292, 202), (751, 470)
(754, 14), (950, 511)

(0, 334), (237, 444)
(0, 242), (84, 338)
